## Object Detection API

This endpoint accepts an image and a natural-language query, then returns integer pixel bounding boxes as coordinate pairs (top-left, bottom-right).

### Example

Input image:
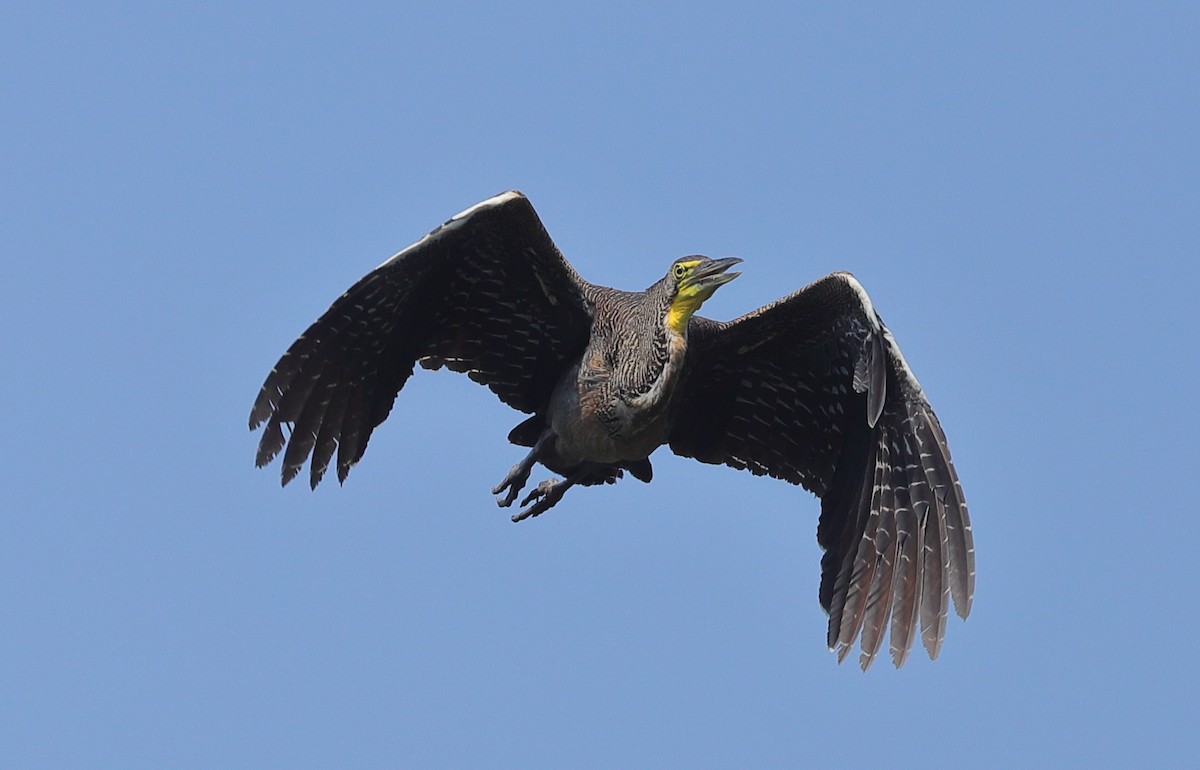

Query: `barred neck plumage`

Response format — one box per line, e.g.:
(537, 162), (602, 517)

(585, 284), (685, 410)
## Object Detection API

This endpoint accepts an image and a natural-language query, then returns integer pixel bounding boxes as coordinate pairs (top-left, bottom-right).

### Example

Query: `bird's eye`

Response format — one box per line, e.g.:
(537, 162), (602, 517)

(673, 264), (687, 280)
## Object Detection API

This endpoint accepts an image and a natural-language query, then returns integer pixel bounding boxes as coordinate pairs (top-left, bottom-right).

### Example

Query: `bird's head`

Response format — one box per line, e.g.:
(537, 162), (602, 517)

(665, 256), (742, 333)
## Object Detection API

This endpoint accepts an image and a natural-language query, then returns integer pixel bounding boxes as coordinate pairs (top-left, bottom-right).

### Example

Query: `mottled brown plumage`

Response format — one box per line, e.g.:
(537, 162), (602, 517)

(249, 190), (974, 669)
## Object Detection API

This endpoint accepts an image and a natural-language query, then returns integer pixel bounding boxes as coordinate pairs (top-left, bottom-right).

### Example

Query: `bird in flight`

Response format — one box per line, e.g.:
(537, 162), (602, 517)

(249, 191), (974, 669)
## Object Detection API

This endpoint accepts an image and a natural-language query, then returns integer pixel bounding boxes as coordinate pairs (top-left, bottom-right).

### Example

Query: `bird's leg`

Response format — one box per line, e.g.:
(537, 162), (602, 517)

(511, 472), (583, 523)
(492, 430), (554, 508)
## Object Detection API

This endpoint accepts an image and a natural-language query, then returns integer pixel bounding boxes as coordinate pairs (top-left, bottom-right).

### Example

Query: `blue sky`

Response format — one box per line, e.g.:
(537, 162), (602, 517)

(3, 2), (1197, 767)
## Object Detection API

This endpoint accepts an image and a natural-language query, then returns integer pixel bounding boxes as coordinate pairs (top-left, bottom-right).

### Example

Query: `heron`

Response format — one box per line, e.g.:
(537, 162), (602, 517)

(249, 190), (974, 669)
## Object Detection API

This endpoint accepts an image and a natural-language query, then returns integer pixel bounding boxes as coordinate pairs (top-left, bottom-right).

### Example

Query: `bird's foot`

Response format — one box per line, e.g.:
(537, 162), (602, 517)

(492, 430), (554, 508)
(511, 478), (569, 523)
(491, 462), (532, 508)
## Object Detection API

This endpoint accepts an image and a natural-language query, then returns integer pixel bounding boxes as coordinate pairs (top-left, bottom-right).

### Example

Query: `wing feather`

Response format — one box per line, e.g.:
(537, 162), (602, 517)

(915, 409), (975, 618)
(835, 430), (888, 662)
(857, 439), (897, 670)
(309, 376), (349, 489)
(336, 383), (368, 484)
(823, 423), (876, 650)
(280, 367), (336, 486)
(919, 478), (949, 660)
(888, 437), (920, 668)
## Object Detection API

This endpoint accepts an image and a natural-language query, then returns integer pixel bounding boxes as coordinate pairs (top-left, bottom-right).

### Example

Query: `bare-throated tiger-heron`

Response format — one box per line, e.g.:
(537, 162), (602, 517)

(249, 191), (974, 669)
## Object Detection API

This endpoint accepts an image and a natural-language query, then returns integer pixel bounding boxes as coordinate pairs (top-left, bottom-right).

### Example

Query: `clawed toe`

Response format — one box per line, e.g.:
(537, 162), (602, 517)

(512, 478), (566, 523)
(520, 478), (559, 507)
(492, 463), (528, 507)
(493, 482), (520, 508)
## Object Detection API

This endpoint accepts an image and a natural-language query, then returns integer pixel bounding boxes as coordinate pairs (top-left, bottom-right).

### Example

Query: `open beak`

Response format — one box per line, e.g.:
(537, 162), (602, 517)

(684, 257), (743, 292)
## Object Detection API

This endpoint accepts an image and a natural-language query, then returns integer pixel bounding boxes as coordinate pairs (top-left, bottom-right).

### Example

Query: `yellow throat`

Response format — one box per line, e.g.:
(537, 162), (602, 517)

(666, 259), (711, 334)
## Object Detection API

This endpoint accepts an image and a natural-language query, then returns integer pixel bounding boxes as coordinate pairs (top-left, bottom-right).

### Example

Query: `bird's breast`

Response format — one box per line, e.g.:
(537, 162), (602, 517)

(547, 334), (687, 466)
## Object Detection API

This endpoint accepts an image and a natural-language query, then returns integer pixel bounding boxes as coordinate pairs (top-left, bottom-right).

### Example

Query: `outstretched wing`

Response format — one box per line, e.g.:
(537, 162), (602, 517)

(670, 272), (974, 669)
(249, 191), (596, 489)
